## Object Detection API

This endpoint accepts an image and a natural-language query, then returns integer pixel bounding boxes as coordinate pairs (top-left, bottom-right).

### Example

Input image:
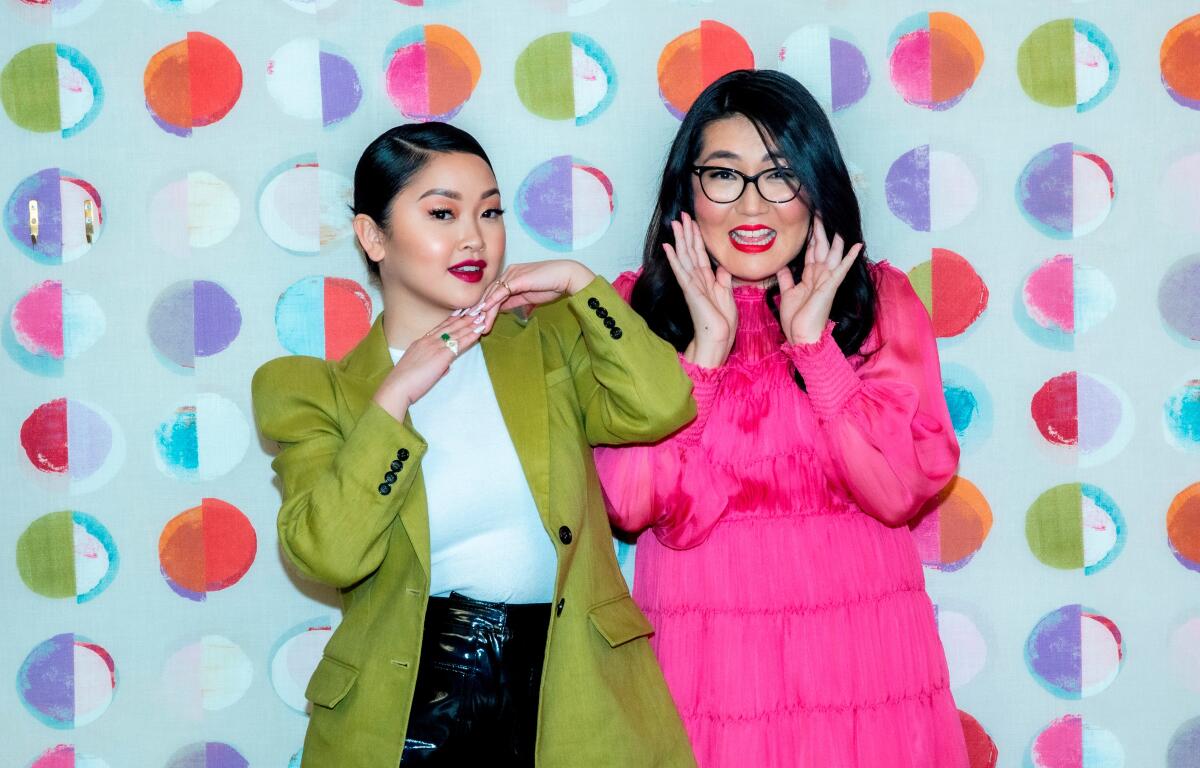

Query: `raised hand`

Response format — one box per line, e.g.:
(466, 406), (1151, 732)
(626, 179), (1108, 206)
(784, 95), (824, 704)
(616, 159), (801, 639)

(776, 216), (863, 346)
(372, 310), (488, 419)
(665, 212), (737, 368)
(472, 259), (596, 325)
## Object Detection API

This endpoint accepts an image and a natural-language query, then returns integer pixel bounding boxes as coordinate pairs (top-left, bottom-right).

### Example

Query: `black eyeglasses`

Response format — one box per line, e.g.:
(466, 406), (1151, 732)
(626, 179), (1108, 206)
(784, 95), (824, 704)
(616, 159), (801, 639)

(692, 165), (802, 204)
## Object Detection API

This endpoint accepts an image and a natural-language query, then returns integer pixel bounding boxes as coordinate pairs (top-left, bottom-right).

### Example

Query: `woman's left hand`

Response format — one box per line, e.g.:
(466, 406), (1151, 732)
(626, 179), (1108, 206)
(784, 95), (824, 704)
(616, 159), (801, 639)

(777, 216), (863, 345)
(473, 259), (596, 324)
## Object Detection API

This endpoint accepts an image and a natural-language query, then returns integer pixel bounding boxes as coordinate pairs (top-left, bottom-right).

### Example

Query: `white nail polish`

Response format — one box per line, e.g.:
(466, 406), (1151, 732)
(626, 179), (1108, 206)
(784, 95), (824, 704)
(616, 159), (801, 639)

(472, 325), (484, 334)
(452, 308), (463, 317)
(473, 314), (485, 325)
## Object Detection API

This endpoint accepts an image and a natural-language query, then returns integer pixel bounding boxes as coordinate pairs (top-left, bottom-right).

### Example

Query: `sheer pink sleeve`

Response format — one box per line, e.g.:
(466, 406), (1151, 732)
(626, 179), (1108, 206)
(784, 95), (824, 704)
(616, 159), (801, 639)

(593, 271), (737, 549)
(782, 263), (960, 526)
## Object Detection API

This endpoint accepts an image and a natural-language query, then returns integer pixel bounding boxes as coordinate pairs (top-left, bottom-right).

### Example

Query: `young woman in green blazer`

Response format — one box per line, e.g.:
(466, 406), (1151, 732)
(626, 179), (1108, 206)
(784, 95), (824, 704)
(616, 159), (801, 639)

(251, 123), (698, 767)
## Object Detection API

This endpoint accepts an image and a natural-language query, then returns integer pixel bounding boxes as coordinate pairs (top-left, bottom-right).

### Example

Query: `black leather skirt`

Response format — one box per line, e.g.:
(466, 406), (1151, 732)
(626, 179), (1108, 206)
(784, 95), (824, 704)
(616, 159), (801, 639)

(400, 592), (552, 767)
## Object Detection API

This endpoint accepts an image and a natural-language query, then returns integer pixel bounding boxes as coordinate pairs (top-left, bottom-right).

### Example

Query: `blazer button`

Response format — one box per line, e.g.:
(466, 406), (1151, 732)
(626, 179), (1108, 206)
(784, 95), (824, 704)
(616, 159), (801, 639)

(609, 327), (623, 339)
(555, 598), (565, 616)
(595, 306), (608, 319)
(397, 448), (410, 461)
(587, 297), (600, 310)
(558, 526), (572, 545)
(603, 317), (616, 329)
(390, 460), (402, 472)
(378, 483), (392, 496)
(384, 471), (397, 484)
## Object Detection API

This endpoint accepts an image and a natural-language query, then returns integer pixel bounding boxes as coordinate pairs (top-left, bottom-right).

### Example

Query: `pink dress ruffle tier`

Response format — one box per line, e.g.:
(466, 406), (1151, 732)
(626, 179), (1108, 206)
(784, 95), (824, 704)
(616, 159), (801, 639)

(596, 264), (969, 768)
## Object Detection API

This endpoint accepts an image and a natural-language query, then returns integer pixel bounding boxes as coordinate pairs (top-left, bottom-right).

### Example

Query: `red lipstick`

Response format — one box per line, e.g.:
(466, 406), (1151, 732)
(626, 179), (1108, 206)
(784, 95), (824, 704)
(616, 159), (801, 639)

(728, 225), (777, 254)
(448, 259), (486, 283)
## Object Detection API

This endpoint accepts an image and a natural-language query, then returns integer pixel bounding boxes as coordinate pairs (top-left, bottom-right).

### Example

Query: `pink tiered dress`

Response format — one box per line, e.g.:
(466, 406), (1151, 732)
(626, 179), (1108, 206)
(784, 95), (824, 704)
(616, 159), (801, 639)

(595, 263), (969, 768)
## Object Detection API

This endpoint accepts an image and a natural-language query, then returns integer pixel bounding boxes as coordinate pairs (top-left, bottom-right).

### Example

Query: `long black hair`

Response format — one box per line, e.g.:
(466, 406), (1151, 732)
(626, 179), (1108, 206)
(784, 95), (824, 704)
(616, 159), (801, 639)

(630, 69), (877, 386)
(351, 122), (493, 281)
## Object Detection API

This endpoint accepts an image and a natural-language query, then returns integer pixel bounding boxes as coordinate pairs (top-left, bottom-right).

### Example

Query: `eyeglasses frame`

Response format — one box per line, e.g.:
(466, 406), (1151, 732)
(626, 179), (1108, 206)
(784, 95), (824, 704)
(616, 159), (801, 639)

(691, 165), (802, 205)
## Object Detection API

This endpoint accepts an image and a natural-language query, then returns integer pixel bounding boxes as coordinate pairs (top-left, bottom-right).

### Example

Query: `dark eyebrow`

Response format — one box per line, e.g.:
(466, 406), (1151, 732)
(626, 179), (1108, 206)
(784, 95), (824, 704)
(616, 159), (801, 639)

(418, 188), (461, 201)
(699, 150), (740, 164)
(417, 187), (501, 201)
(699, 150), (788, 165)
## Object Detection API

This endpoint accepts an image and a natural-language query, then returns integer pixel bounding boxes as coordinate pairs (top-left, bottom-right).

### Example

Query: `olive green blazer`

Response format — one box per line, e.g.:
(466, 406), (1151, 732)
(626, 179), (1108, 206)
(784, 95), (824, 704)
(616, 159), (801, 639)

(252, 277), (698, 768)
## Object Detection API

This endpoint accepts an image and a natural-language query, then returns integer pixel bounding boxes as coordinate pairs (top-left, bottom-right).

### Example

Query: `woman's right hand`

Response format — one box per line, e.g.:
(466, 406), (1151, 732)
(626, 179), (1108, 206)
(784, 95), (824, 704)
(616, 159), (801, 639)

(664, 212), (737, 368)
(372, 311), (487, 419)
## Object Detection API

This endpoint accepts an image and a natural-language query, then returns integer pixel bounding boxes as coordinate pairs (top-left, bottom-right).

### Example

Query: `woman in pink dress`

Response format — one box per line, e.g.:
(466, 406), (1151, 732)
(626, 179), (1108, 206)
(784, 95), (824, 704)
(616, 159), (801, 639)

(595, 70), (969, 767)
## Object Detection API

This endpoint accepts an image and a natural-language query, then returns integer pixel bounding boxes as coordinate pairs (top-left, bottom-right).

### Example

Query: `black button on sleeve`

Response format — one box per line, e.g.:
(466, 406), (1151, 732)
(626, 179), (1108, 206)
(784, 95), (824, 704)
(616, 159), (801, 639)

(384, 471), (397, 484)
(555, 598), (565, 616)
(390, 460), (402, 472)
(595, 306), (608, 319)
(603, 317), (616, 329)
(558, 526), (572, 545)
(587, 297), (600, 310)
(609, 327), (623, 339)
(378, 483), (392, 496)
(397, 448), (410, 461)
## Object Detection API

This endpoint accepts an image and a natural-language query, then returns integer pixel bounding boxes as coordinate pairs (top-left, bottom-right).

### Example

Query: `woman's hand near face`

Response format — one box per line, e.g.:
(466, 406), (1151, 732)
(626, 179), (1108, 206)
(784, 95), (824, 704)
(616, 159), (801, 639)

(665, 212), (737, 368)
(372, 311), (488, 420)
(777, 215), (863, 346)
(472, 259), (596, 321)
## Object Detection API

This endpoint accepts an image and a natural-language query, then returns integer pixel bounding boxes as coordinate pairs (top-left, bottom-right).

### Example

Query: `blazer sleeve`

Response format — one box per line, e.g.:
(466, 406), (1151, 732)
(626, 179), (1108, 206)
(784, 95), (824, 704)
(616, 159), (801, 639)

(545, 275), (696, 447)
(592, 271), (735, 548)
(252, 356), (427, 588)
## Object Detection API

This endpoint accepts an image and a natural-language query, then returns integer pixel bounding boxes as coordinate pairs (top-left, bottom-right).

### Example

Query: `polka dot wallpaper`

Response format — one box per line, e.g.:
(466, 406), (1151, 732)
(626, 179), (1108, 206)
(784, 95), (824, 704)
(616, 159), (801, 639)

(2, 1), (1197, 765)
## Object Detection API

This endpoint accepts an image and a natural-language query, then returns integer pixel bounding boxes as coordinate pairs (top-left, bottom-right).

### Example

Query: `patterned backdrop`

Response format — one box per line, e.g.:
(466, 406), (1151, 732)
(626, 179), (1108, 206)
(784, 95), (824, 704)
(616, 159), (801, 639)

(2, 0), (1199, 766)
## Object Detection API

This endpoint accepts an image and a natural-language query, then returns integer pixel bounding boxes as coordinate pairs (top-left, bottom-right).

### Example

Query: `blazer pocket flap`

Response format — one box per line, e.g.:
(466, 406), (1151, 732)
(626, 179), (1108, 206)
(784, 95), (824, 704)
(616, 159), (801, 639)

(587, 594), (654, 648)
(305, 656), (359, 708)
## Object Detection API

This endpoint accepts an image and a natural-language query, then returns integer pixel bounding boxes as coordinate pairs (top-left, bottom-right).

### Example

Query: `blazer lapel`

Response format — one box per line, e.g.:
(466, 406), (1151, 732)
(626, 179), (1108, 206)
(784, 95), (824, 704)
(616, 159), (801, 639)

(338, 314), (392, 420)
(337, 315), (432, 576)
(481, 315), (551, 529)
(334, 313), (553, 571)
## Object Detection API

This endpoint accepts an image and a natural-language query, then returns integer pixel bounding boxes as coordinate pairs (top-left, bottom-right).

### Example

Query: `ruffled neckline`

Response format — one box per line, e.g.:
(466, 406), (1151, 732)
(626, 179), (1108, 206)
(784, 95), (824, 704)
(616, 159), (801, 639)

(730, 284), (785, 361)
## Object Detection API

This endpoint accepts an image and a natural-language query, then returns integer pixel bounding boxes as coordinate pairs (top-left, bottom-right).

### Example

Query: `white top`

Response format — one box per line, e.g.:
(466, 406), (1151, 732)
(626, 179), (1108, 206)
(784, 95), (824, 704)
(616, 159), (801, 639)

(389, 343), (557, 603)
